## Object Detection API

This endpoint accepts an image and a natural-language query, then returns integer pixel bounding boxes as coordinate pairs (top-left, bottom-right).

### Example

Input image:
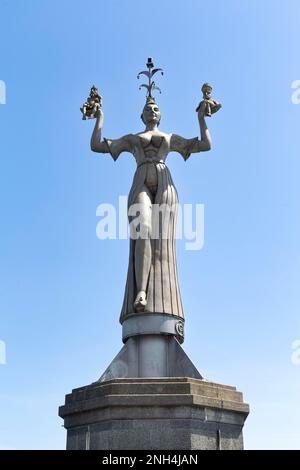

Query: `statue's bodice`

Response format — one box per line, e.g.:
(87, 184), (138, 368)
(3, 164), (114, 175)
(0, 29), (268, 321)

(130, 133), (170, 192)
(140, 135), (164, 159)
(131, 132), (170, 166)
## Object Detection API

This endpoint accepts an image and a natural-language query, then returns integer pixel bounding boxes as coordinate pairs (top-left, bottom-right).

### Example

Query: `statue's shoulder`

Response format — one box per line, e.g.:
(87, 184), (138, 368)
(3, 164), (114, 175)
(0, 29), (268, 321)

(126, 133), (139, 143)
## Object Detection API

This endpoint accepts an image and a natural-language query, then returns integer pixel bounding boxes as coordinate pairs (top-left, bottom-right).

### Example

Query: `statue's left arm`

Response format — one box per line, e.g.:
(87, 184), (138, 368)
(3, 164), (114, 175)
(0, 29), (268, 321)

(170, 113), (212, 161)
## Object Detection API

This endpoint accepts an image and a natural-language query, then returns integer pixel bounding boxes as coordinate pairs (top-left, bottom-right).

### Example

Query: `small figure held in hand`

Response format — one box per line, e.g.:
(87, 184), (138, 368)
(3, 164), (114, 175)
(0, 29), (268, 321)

(196, 83), (221, 117)
(80, 85), (102, 120)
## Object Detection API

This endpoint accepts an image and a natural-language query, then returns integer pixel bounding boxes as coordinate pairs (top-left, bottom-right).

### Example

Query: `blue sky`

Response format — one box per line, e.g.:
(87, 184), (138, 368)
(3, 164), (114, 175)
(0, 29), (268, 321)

(0, 0), (300, 450)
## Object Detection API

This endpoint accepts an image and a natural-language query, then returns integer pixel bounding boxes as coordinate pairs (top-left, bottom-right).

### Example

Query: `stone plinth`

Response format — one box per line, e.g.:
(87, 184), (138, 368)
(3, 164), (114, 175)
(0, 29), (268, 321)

(59, 377), (249, 450)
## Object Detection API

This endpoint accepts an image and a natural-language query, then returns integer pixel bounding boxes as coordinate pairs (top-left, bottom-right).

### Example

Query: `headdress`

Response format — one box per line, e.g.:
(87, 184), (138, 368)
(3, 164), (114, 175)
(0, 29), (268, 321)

(137, 57), (164, 103)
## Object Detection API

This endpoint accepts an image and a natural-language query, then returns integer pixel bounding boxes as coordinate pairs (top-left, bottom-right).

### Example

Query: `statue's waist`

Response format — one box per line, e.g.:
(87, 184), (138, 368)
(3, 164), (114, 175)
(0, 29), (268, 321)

(137, 160), (166, 168)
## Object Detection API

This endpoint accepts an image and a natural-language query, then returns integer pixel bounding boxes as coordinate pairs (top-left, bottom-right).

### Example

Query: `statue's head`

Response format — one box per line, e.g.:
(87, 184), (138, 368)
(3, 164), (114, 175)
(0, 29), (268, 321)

(91, 85), (98, 95)
(141, 96), (161, 127)
(201, 83), (212, 100)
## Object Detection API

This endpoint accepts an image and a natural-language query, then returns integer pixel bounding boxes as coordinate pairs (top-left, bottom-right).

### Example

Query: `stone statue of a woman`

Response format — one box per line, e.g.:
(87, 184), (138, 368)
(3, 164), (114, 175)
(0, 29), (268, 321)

(60, 71), (250, 449)
(86, 60), (220, 327)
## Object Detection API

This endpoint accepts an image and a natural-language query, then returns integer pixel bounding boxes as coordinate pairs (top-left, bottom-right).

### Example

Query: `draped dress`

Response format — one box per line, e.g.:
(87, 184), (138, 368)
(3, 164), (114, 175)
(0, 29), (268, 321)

(104, 132), (198, 324)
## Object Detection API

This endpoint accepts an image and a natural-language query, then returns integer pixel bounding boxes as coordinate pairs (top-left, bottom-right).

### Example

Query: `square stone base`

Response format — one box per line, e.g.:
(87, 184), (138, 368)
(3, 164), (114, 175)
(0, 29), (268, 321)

(59, 377), (249, 450)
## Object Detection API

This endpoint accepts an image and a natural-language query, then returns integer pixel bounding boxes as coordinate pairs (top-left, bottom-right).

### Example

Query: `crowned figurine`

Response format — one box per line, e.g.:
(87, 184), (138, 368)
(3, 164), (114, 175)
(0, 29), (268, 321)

(80, 85), (102, 120)
(196, 83), (221, 117)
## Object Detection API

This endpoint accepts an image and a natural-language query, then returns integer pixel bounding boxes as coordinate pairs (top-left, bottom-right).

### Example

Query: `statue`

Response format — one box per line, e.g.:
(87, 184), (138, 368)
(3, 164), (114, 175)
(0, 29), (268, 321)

(83, 58), (221, 324)
(80, 85), (102, 120)
(59, 64), (248, 451)
(196, 82), (222, 117)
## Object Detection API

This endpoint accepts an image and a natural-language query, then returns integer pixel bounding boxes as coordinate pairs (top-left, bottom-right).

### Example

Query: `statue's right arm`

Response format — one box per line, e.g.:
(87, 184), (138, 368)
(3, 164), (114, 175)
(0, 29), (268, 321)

(90, 110), (132, 159)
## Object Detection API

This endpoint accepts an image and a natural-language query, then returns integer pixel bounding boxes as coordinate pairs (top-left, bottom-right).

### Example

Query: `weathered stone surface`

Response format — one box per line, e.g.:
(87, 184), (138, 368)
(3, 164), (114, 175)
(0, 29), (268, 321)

(59, 377), (249, 450)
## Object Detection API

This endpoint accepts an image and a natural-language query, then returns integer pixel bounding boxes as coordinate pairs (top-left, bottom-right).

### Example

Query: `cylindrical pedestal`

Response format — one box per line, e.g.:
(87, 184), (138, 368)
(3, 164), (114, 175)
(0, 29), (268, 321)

(122, 313), (185, 344)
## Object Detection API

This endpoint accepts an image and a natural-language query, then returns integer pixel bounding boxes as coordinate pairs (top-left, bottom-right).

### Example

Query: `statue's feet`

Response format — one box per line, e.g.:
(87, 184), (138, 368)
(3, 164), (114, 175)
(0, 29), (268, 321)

(134, 291), (147, 312)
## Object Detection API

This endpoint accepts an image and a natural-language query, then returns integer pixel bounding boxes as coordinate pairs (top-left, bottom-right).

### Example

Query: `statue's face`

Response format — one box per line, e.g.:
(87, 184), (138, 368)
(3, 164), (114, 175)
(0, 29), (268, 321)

(142, 103), (161, 125)
(203, 87), (212, 99)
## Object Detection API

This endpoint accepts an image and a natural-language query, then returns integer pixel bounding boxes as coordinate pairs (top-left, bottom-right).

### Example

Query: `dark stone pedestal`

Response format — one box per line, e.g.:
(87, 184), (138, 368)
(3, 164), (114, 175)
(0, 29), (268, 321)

(59, 377), (249, 450)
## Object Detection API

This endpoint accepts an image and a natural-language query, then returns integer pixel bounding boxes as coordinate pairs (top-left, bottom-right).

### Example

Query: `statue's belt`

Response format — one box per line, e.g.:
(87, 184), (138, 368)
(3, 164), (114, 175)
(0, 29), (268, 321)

(137, 160), (166, 168)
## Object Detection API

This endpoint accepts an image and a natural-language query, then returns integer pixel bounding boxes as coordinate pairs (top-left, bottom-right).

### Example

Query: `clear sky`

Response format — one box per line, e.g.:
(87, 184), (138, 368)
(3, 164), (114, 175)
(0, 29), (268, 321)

(0, 0), (300, 450)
